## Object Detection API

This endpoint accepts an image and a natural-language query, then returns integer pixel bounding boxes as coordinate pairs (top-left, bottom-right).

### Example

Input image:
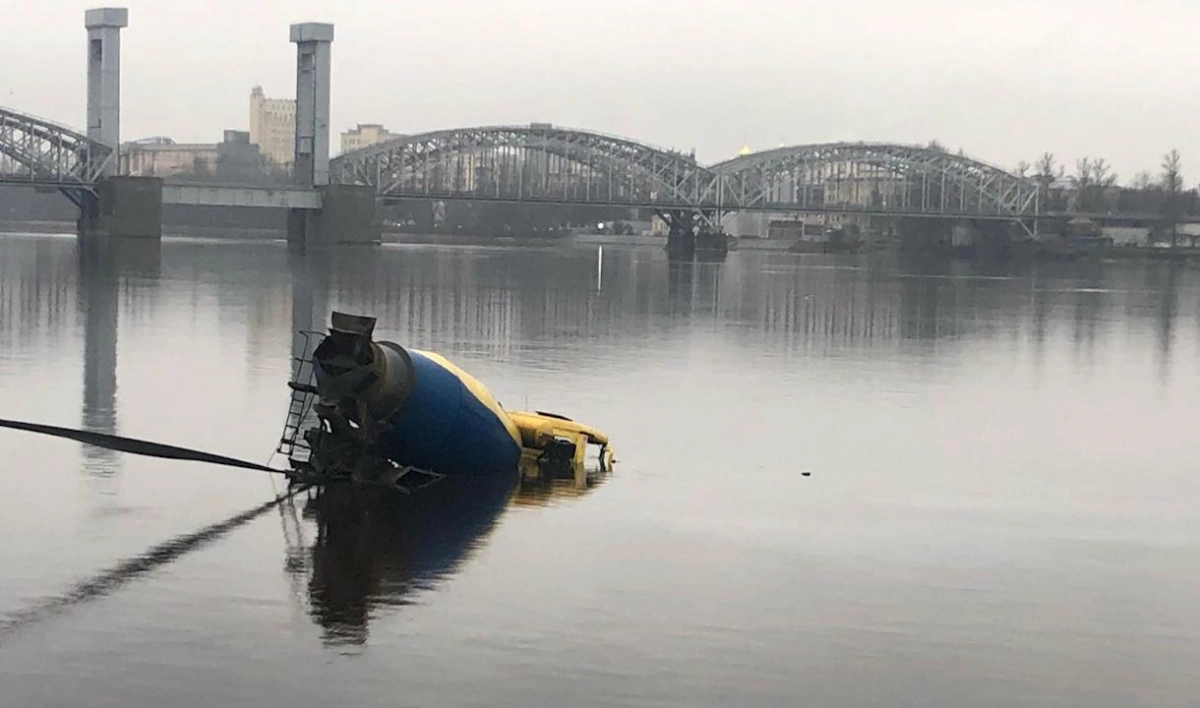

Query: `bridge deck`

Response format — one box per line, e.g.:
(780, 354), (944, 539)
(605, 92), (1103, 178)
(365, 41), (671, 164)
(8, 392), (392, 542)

(162, 183), (321, 210)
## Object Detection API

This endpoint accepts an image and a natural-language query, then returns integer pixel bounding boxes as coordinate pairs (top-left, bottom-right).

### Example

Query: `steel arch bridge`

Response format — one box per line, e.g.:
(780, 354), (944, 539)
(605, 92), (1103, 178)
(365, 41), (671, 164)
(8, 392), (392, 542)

(331, 125), (1040, 220)
(710, 142), (1039, 220)
(0, 106), (112, 206)
(0, 106), (1040, 223)
(330, 124), (733, 211)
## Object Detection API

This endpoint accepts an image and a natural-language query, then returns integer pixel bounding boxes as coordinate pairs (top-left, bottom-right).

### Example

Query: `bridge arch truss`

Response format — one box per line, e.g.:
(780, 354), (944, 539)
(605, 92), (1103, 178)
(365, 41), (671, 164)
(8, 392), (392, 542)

(335, 131), (1038, 220)
(0, 106), (112, 205)
(330, 125), (737, 210)
(711, 143), (1039, 219)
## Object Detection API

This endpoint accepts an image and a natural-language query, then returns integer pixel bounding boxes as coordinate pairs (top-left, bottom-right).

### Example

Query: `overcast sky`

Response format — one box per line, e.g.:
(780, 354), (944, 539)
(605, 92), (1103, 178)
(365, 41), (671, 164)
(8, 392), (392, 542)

(6, 0), (1198, 182)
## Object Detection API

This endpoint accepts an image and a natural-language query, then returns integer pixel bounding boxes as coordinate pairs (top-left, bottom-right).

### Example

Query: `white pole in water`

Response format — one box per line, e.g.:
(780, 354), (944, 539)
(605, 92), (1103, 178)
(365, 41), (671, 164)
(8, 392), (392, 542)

(597, 245), (603, 292)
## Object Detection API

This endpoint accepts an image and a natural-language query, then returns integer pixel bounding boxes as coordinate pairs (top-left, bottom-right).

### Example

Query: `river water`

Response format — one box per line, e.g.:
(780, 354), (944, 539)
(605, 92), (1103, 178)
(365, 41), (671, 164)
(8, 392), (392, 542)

(0, 232), (1198, 706)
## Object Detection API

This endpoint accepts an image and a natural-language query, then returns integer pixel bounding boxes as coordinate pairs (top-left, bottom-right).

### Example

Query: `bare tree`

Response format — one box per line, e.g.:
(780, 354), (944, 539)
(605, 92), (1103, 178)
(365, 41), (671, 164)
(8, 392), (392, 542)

(1162, 149), (1183, 190)
(926, 139), (946, 153)
(1015, 160), (1030, 178)
(1036, 152), (1057, 182)
(1161, 149), (1184, 247)
(1067, 157), (1092, 212)
(1074, 157), (1093, 188)
(1072, 157), (1118, 212)
(1131, 171), (1154, 190)
(1034, 153), (1063, 210)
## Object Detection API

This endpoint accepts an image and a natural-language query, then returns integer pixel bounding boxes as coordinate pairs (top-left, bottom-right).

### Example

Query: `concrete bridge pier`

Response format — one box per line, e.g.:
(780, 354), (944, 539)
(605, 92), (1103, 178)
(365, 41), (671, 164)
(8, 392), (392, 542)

(660, 209), (728, 260)
(284, 23), (377, 249)
(949, 219), (1017, 259)
(974, 220), (1016, 260)
(78, 8), (163, 239)
(287, 184), (379, 248)
(78, 176), (164, 239)
(895, 217), (1016, 258)
(693, 211), (730, 260)
(897, 218), (951, 251)
(661, 210), (696, 259)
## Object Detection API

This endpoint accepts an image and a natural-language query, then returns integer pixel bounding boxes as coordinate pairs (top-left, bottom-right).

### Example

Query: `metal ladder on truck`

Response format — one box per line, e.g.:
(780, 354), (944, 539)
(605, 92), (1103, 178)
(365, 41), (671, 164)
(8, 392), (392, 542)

(276, 331), (324, 469)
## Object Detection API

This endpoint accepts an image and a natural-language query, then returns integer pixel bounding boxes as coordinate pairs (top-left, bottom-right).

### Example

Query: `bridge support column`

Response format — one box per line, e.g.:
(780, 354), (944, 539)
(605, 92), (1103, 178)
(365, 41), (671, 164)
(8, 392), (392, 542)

(897, 218), (951, 251)
(287, 184), (379, 248)
(661, 209), (728, 260)
(663, 210), (695, 259)
(85, 8), (128, 176)
(694, 210), (730, 259)
(291, 23), (333, 189)
(78, 176), (163, 239)
(974, 220), (1014, 261)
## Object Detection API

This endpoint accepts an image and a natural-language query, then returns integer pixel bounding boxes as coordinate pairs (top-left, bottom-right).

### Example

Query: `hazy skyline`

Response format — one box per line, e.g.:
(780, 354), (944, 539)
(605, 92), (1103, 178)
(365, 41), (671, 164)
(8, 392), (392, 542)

(6, 0), (1199, 181)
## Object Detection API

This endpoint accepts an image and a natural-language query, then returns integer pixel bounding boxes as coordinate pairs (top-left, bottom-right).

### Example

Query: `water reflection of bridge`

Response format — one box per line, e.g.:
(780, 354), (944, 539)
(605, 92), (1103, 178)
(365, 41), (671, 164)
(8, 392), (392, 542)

(288, 247), (1181, 356)
(3, 240), (1196, 417)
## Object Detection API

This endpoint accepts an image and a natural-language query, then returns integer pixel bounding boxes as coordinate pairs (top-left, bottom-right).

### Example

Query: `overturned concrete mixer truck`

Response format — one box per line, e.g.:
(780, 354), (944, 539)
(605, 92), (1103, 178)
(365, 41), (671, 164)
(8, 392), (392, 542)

(279, 312), (613, 492)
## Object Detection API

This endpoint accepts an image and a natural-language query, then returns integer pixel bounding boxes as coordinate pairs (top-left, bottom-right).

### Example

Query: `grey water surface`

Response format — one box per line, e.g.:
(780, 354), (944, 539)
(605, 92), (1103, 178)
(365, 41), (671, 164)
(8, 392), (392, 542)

(1, 232), (1198, 707)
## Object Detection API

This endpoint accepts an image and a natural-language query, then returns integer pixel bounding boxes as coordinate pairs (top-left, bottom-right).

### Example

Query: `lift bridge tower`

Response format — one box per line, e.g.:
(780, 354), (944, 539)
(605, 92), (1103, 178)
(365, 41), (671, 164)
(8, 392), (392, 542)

(79, 7), (162, 238)
(85, 7), (127, 175)
(286, 22), (378, 247)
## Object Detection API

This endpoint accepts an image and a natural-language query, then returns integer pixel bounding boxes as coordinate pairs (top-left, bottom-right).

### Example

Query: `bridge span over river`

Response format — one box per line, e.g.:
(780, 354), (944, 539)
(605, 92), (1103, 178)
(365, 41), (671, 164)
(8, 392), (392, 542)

(0, 5), (1119, 253)
(1, 100), (1044, 248)
(1, 103), (1041, 213)
(328, 125), (1041, 219)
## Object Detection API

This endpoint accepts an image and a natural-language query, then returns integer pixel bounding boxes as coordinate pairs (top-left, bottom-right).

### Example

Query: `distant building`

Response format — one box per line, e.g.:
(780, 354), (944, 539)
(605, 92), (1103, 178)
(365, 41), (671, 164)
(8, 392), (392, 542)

(215, 130), (263, 182)
(767, 219), (805, 239)
(649, 215), (670, 236)
(120, 137), (218, 177)
(340, 123), (402, 155)
(120, 131), (262, 181)
(249, 85), (295, 168)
